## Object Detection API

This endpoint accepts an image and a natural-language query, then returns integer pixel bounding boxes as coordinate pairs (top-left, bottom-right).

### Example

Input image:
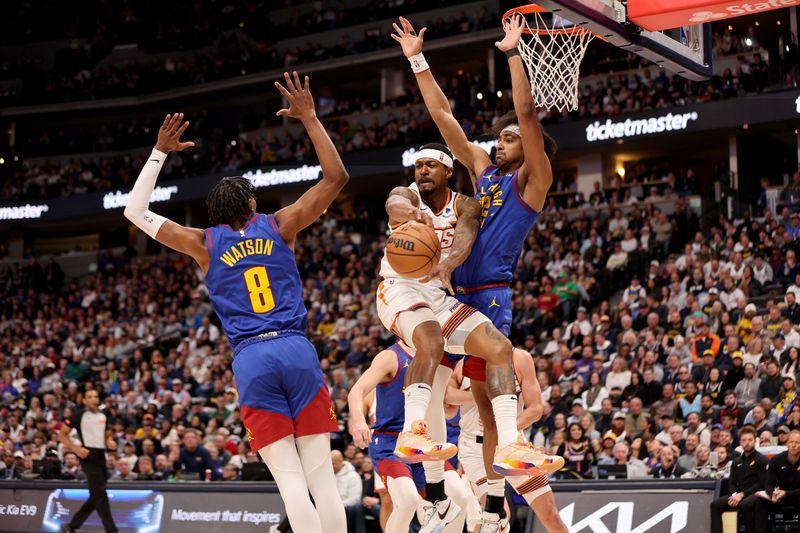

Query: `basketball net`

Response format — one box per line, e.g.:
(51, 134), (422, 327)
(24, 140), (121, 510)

(509, 6), (595, 113)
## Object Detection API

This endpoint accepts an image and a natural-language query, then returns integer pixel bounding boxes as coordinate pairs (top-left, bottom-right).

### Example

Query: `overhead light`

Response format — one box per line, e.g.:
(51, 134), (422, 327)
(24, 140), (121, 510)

(497, 90), (503, 98)
(755, 21), (760, 26)
(457, 69), (463, 75)
(745, 37), (753, 46)
(727, 25), (733, 31)
(777, 20), (782, 25)
(476, 92), (483, 100)
(230, 140), (237, 146)
(616, 165), (625, 178)
(0, 158), (4, 164)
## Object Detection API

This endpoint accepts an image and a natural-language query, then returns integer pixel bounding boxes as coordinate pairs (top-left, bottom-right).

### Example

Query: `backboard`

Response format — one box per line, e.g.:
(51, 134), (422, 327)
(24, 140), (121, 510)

(528, 0), (713, 80)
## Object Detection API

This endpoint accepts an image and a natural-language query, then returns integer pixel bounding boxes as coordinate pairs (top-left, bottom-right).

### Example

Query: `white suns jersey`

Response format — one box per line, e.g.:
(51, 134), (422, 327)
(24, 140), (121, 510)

(459, 375), (523, 439)
(379, 183), (458, 287)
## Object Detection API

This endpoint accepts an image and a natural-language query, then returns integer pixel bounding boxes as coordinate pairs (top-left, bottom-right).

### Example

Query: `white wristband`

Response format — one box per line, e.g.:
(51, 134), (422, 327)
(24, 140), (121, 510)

(408, 53), (429, 74)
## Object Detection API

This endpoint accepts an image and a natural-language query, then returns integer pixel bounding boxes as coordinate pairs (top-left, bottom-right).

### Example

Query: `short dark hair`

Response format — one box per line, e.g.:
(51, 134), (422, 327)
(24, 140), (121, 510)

(206, 176), (256, 227)
(739, 426), (756, 438)
(487, 111), (558, 162)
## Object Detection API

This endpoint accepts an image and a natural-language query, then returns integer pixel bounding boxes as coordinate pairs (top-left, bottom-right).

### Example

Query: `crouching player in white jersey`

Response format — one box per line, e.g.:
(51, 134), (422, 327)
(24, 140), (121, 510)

(447, 349), (566, 533)
(377, 144), (554, 521)
(347, 342), (478, 533)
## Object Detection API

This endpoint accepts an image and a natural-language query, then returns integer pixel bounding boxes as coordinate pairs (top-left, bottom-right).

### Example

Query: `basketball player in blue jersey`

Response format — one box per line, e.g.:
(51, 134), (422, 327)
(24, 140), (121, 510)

(393, 15), (566, 532)
(347, 342), (477, 533)
(123, 73), (346, 533)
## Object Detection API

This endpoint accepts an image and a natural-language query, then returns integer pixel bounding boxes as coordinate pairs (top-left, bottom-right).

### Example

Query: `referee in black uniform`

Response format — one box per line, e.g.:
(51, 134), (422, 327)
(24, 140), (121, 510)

(57, 389), (119, 533)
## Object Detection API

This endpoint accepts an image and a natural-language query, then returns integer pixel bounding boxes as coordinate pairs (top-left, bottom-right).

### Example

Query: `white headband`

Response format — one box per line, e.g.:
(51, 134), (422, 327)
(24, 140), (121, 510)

(414, 148), (453, 168)
(500, 124), (521, 137)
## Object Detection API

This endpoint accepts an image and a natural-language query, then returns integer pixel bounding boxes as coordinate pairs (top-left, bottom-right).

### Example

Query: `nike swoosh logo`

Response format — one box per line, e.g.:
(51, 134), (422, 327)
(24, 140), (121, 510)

(150, 159), (161, 163)
(437, 501), (451, 520)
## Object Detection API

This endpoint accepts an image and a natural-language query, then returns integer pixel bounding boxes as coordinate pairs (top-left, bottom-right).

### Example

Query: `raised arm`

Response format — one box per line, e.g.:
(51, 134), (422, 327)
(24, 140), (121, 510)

(347, 349), (398, 448)
(124, 113), (210, 271)
(273, 72), (349, 247)
(420, 193), (481, 292)
(515, 348), (543, 430)
(496, 14), (553, 212)
(391, 17), (491, 186)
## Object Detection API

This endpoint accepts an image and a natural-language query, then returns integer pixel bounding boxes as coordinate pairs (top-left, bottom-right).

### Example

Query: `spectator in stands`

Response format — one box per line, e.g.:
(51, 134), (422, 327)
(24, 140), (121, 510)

(754, 430), (800, 533)
(651, 446), (687, 479)
(110, 457), (138, 481)
(332, 449), (363, 533)
(735, 364), (762, 408)
(174, 428), (212, 478)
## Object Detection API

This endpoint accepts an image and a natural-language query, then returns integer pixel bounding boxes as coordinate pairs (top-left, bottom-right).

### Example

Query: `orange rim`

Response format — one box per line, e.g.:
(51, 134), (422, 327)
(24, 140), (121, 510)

(502, 4), (597, 37)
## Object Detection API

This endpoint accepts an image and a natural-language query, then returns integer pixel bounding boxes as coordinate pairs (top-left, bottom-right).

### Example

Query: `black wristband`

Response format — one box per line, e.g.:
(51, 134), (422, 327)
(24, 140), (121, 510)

(505, 48), (521, 58)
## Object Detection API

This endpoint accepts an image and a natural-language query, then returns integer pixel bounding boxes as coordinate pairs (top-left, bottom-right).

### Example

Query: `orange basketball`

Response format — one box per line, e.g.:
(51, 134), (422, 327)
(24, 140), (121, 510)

(386, 221), (441, 278)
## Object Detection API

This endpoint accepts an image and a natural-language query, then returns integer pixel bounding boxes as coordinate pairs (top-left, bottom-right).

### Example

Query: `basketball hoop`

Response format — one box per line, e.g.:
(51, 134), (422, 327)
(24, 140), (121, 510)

(502, 4), (597, 112)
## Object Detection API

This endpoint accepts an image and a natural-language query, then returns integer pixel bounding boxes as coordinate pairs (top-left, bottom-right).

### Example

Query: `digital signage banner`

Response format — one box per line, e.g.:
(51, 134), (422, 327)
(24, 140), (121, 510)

(1, 89), (798, 224)
(529, 489), (714, 533)
(0, 485), (285, 533)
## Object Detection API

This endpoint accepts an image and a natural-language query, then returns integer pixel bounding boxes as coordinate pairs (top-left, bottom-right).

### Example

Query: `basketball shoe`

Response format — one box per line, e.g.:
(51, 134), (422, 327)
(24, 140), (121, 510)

(478, 511), (510, 533)
(492, 441), (565, 476)
(394, 420), (457, 463)
(418, 498), (461, 533)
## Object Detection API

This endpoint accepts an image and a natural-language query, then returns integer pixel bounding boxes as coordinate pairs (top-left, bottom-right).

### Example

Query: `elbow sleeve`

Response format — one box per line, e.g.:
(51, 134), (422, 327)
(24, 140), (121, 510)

(124, 149), (169, 239)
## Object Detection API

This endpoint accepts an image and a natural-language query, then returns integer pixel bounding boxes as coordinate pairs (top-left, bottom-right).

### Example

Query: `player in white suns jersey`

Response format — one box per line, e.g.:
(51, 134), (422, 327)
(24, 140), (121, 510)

(377, 143), (558, 527)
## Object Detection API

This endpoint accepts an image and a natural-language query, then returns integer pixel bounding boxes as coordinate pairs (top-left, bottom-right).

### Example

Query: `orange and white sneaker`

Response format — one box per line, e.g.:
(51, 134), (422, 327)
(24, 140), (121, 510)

(492, 441), (565, 477)
(394, 420), (458, 463)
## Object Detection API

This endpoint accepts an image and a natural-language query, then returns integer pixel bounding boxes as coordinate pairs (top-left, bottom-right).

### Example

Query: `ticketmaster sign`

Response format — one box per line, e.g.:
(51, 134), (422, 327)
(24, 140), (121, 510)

(585, 112), (699, 142)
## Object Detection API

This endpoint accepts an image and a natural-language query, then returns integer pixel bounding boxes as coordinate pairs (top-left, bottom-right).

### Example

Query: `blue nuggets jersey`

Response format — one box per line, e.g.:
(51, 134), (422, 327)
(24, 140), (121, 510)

(373, 344), (412, 433)
(204, 213), (307, 347)
(453, 166), (540, 286)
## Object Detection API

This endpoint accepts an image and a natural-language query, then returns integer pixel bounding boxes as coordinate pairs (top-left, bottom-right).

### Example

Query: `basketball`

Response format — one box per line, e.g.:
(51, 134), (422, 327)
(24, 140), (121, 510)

(386, 221), (441, 278)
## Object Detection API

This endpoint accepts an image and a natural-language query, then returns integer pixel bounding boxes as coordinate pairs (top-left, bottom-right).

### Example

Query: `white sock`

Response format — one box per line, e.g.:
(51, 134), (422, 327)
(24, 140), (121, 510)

(486, 478), (505, 498)
(490, 394), (519, 448)
(423, 460), (445, 484)
(403, 383), (432, 432)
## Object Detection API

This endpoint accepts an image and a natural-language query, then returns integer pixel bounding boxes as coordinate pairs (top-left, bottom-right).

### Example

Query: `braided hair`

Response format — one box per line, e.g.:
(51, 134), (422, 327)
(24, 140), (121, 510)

(206, 176), (256, 228)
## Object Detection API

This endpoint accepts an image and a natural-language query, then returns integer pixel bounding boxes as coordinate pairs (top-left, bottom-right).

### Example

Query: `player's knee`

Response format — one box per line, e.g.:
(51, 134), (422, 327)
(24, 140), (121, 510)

(414, 328), (445, 362)
(483, 335), (512, 365)
(392, 484), (420, 512)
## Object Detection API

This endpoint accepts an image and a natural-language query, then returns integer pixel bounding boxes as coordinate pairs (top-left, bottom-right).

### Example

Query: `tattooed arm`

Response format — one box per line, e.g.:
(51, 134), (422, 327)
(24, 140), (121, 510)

(420, 193), (482, 292)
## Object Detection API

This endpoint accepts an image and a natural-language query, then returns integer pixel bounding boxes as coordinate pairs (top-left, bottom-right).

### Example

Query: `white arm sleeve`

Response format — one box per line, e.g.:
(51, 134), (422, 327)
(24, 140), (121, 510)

(124, 148), (169, 239)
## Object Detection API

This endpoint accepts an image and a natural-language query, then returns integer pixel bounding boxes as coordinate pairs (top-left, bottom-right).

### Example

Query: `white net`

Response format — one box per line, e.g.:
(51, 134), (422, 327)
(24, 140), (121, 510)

(516, 9), (594, 112)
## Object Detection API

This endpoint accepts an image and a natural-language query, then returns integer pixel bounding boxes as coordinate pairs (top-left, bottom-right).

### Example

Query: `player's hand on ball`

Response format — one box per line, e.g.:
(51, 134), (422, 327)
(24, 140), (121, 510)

(349, 419), (371, 449)
(275, 71), (316, 121)
(412, 209), (435, 229)
(421, 259), (456, 294)
(391, 16), (427, 58)
(495, 12), (525, 52)
(155, 113), (195, 153)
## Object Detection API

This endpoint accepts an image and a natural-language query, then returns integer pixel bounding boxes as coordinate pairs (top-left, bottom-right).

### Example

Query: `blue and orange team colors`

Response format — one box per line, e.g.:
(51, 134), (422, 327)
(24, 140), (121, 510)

(453, 165), (540, 380)
(370, 344), (426, 491)
(204, 213), (337, 451)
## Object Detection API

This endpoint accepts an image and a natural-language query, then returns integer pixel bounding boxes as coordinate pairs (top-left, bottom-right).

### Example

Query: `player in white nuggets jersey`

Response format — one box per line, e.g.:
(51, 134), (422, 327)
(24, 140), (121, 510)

(377, 143), (552, 527)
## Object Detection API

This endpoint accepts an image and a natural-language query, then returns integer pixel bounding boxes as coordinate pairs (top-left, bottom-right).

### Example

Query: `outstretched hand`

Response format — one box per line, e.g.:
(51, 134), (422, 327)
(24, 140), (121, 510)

(421, 258), (456, 294)
(275, 71), (315, 121)
(390, 16), (427, 58)
(155, 113), (195, 153)
(495, 12), (525, 52)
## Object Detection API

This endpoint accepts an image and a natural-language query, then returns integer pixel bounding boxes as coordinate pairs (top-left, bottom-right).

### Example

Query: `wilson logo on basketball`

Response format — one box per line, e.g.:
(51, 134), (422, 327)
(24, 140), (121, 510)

(388, 237), (416, 251)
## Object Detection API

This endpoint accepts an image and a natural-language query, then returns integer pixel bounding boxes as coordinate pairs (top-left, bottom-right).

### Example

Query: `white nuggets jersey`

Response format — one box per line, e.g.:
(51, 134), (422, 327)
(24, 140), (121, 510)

(379, 183), (458, 289)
